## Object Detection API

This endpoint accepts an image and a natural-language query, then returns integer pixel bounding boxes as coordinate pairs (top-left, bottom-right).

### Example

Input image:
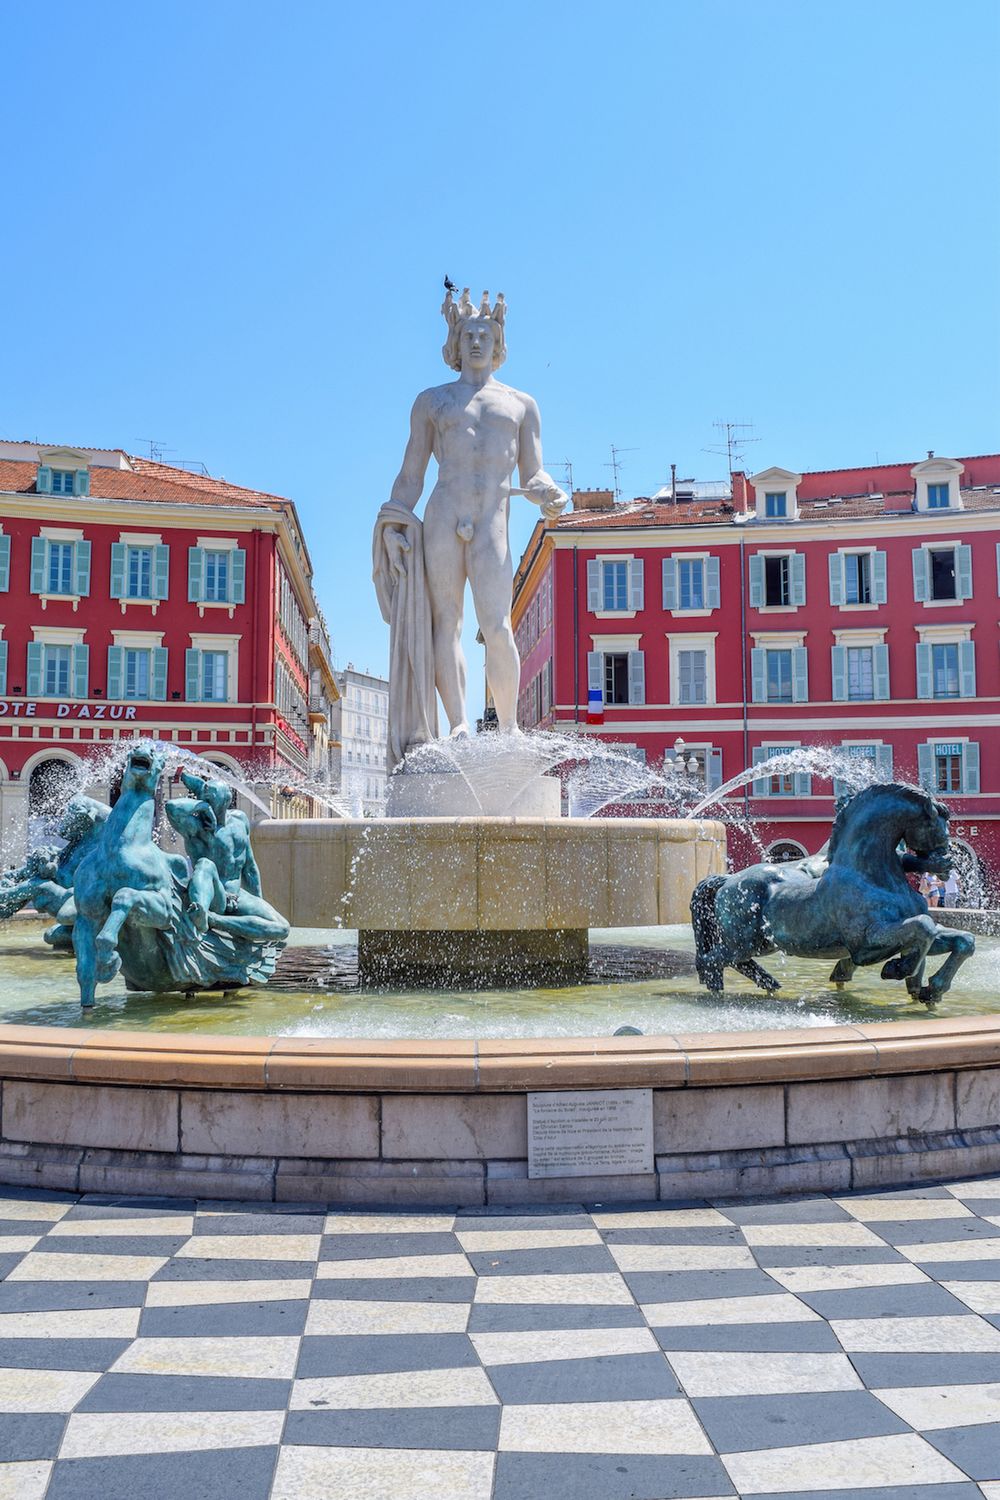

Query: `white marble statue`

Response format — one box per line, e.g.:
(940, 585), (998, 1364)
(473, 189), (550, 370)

(373, 289), (567, 767)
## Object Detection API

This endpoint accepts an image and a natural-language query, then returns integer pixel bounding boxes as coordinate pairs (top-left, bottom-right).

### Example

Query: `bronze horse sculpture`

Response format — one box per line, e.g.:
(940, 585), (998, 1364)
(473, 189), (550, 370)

(691, 783), (975, 1005)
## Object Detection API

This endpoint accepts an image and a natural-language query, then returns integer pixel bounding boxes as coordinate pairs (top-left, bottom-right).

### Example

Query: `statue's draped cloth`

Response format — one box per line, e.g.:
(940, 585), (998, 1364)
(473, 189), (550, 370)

(372, 503), (439, 772)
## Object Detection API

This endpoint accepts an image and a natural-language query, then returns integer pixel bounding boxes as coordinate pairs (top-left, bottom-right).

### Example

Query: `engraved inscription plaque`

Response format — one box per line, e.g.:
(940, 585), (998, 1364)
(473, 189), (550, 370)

(527, 1089), (654, 1179)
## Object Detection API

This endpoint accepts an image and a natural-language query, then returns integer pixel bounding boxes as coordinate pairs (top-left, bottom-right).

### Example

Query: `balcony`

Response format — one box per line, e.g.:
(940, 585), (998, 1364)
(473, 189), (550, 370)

(309, 618), (333, 666)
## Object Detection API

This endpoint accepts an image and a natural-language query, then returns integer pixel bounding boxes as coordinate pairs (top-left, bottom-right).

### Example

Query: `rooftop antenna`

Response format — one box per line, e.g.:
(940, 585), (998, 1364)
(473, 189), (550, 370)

(605, 444), (638, 500)
(137, 439), (172, 462)
(702, 420), (760, 475)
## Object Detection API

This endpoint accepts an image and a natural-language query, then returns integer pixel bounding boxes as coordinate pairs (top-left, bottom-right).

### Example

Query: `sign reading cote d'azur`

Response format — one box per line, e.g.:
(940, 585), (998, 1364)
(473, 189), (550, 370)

(0, 702), (140, 719)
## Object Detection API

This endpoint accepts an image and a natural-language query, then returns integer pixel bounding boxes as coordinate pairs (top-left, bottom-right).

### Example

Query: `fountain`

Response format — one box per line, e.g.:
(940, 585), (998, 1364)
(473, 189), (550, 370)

(1, 289), (999, 1205)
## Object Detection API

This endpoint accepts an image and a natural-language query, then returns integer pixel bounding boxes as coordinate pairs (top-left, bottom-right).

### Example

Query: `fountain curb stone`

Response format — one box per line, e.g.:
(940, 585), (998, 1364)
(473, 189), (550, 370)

(2, 1017), (1000, 1201)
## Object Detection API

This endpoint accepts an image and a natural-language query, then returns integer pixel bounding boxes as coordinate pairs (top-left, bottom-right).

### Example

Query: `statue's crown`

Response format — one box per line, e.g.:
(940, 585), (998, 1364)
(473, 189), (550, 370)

(442, 286), (506, 328)
(440, 287), (507, 370)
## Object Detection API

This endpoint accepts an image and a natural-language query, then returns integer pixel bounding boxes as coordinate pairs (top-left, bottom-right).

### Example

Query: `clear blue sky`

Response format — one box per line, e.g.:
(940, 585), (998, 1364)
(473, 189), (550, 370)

(4, 1), (998, 721)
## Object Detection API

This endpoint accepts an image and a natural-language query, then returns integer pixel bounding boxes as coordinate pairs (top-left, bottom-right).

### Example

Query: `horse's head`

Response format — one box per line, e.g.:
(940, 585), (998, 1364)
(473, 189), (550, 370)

(829, 782), (951, 863)
(121, 741), (168, 794)
(57, 794), (110, 845)
(165, 796), (218, 842)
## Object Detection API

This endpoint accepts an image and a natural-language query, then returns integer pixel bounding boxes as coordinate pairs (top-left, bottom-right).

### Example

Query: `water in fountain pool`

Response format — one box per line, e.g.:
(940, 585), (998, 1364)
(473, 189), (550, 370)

(2, 916), (998, 1040)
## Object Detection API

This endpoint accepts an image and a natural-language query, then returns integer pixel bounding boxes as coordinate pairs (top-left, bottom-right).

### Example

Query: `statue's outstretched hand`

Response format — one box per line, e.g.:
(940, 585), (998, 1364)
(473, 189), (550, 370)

(383, 527), (410, 578)
(521, 475), (568, 519)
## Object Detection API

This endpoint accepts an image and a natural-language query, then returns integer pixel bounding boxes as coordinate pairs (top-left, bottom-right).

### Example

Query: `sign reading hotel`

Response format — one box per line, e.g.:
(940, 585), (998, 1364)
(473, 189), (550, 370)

(527, 1088), (654, 1178)
(0, 702), (138, 720)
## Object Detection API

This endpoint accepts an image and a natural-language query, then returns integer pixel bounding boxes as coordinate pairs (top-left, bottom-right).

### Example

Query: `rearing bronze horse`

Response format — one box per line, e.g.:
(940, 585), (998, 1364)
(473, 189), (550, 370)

(691, 783), (975, 1005)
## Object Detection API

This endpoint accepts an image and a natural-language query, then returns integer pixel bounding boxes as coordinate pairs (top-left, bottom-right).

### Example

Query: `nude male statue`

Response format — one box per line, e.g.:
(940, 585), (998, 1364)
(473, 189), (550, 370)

(375, 289), (567, 742)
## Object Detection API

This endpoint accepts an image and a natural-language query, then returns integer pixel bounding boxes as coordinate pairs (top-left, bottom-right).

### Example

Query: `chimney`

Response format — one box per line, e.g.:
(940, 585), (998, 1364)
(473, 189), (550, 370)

(571, 488), (615, 512)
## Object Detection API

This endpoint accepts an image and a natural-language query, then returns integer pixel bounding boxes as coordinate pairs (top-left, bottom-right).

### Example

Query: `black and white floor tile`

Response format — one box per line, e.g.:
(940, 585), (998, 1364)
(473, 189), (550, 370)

(1, 1180), (1000, 1497)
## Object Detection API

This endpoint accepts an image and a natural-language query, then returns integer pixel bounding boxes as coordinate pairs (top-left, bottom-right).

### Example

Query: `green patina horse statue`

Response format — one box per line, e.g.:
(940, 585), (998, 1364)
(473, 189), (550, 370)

(691, 783), (975, 1005)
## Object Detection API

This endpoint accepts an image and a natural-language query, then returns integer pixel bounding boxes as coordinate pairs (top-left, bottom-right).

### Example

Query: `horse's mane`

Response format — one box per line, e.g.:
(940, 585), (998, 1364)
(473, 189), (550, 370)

(826, 781), (932, 860)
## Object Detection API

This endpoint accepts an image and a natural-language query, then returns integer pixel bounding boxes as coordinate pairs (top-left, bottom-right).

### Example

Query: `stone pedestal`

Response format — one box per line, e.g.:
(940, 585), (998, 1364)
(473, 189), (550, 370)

(385, 769), (561, 818)
(358, 927), (588, 985)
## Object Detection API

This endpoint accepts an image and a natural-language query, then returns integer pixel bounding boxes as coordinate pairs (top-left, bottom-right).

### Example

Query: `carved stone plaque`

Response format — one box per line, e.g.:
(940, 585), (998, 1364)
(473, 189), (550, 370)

(527, 1089), (654, 1179)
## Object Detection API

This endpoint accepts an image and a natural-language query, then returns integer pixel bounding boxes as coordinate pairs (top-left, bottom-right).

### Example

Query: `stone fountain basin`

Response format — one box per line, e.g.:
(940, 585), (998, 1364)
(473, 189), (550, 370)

(2, 1015), (999, 1205)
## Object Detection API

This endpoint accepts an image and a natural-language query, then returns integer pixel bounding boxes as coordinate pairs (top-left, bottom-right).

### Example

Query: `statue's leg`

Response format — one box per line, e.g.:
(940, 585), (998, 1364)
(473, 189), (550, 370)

(829, 957), (856, 988)
(73, 914), (99, 1008)
(468, 521), (519, 732)
(207, 892), (290, 943)
(916, 926), (975, 1000)
(733, 958), (782, 993)
(423, 509), (470, 734)
(96, 887), (173, 978)
(876, 914), (936, 982)
(188, 858), (226, 933)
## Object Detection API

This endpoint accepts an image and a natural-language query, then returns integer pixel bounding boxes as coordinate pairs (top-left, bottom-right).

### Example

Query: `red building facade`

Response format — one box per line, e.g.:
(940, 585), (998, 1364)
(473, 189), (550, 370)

(512, 452), (1000, 899)
(0, 442), (336, 865)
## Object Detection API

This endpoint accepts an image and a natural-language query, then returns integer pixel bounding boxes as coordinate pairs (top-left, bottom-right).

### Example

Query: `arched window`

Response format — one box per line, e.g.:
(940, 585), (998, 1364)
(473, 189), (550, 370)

(767, 839), (807, 863)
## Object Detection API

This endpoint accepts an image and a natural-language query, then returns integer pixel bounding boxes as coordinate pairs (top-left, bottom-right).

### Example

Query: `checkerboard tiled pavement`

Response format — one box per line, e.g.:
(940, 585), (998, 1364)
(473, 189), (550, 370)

(2, 1183), (1000, 1497)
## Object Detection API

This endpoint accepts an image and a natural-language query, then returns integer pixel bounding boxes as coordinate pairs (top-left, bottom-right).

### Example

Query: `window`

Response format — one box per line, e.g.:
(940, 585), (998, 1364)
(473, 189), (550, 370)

(751, 745), (811, 796)
(765, 556), (790, 607)
(602, 561), (628, 611)
(604, 653), (630, 705)
(50, 471), (75, 495)
(935, 749), (962, 792)
(766, 648), (793, 702)
(677, 649), (707, 704)
(43, 645), (71, 697)
(587, 558), (642, 613)
(847, 646), (874, 701)
(203, 552), (230, 603)
(47, 542), (73, 595)
(927, 482), (950, 510)
(678, 559), (704, 611)
(930, 548), (957, 601)
(844, 553), (872, 605)
(202, 651), (229, 701)
(124, 648), (150, 699)
(919, 740), (979, 795)
(127, 547), (153, 599)
(931, 642), (960, 698)
(764, 492), (787, 518)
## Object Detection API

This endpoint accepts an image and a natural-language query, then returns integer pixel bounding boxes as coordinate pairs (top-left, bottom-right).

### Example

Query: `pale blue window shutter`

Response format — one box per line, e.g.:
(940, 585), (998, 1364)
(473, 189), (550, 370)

(790, 553), (806, 606)
(151, 646), (168, 700)
(586, 560), (600, 611)
(0, 640), (7, 695)
(232, 547), (247, 605)
(185, 648), (202, 700)
(109, 543), (127, 599)
(792, 646), (809, 702)
(627, 650), (645, 704)
(0, 535), (9, 592)
(219, 653), (230, 702)
(956, 543), (973, 600)
(872, 550), (888, 604)
(71, 644), (89, 700)
(915, 643), (932, 699)
(752, 746), (769, 796)
(963, 741), (980, 793)
(705, 555), (720, 609)
(73, 540), (91, 597)
(750, 646), (766, 702)
(627, 558), (643, 611)
(996, 541), (1000, 595)
(828, 553), (844, 606)
(36, 465), (52, 494)
(106, 646), (124, 700)
(707, 747), (723, 791)
(912, 549), (929, 602)
(831, 645), (847, 701)
(662, 557), (677, 610)
(749, 554), (764, 607)
(873, 644), (890, 700)
(188, 547), (205, 603)
(30, 537), (46, 594)
(917, 742), (934, 790)
(73, 469), (90, 497)
(959, 640), (976, 697)
(794, 768), (812, 796)
(26, 643), (43, 696)
(876, 744), (893, 779)
(153, 544), (170, 600)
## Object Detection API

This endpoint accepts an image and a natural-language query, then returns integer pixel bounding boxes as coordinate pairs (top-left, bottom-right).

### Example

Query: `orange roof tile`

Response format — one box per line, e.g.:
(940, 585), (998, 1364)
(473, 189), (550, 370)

(0, 456), (287, 511)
